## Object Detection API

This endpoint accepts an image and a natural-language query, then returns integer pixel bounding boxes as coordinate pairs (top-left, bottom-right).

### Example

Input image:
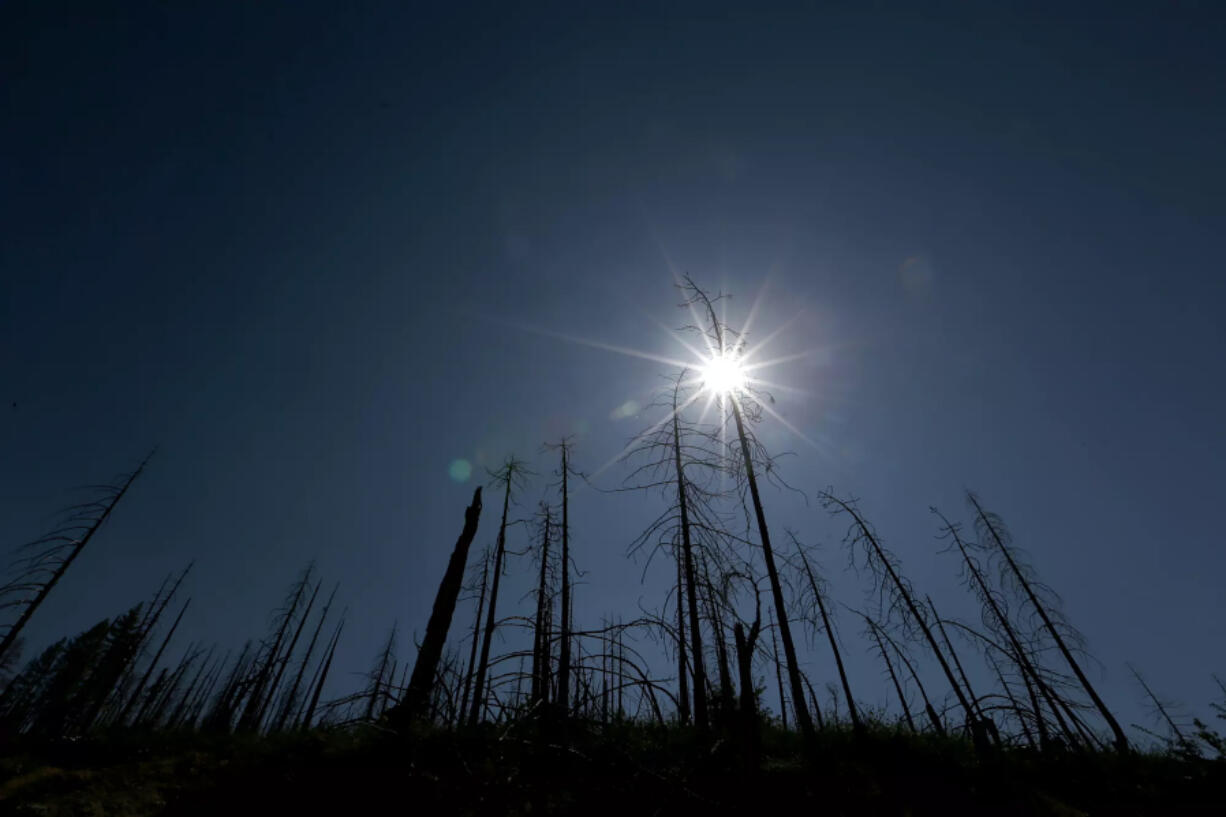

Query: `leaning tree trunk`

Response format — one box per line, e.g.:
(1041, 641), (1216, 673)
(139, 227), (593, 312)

(825, 495), (975, 730)
(969, 494), (1129, 753)
(796, 547), (862, 733)
(392, 487), (483, 726)
(728, 398), (814, 741)
(0, 451), (153, 663)
(118, 598), (191, 725)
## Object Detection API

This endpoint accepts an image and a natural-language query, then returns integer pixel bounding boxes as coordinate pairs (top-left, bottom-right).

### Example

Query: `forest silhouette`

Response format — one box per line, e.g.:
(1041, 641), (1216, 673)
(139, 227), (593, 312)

(0, 281), (1222, 815)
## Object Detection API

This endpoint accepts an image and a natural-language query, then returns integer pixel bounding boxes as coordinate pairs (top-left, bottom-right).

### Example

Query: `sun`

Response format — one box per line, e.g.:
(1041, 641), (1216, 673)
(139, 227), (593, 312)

(700, 350), (747, 396)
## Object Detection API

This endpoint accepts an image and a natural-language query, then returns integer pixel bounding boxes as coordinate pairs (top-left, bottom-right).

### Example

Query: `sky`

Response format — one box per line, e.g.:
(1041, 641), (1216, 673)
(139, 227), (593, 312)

(2, 1), (1224, 735)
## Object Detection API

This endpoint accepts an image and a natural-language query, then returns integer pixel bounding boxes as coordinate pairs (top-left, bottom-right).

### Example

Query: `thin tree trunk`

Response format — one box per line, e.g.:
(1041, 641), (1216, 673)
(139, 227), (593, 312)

(671, 389), (708, 732)
(767, 608), (787, 731)
(459, 548), (490, 723)
(301, 619), (343, 730)
(471, 469), (516, 725)
(796, 547), (862, 733)
(261, 578), (321, 731)
(119, 598), (190, 725)
(727, 397), (814, 741)
(557, 444), (572, 719)
(927, 596), (986, 729)
(531, 509), (552, 707)
(675, 546), (690, 725)
(0, 451), (153, 663)
(827, 496), (974, 729)
(871, 625), (916, 733)
(272, 583), (338, 733)
(969, 494), (1129, 752)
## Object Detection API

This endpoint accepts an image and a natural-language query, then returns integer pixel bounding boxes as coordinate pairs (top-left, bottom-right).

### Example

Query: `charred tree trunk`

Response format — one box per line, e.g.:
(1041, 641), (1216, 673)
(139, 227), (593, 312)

(272, 582), (338, 733)
(675, 546), (691, 725)
(796, 547), (862, 733)
(531, 507), (553, 708)
(733, 618), (762, 770)
(300, 619), (343, 730)
(0, 451), (153, 663)
(393, 487), (483, 726)
(670, 390), (709, 732)
(118, 598), (190, 726)
(470, 463), (518, 725)
(969, 493), (1130, 753)
(460, 548), (490, 723)
(556, 444), (572, 720)
(871, 624), (917, 733)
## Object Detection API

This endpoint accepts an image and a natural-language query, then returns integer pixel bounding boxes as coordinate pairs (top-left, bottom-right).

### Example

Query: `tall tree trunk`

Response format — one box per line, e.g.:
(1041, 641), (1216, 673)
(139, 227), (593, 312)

(0, 451), (153, 663)
(239, 572), (310, 732)
(727, 398), (814, 741)
(927, 596), (985, 725)
(767, 609), (788, 731)
(796, 547), (862, 733)
(470, 467), (516, 725)
(675, 546), (691, 725)
(301, 619), (343, 730)
(459, 548), (490, 723)
(394, 487), (483, 725)
(937, 510), (1072, 746)
(556, 444), (572, 719)
(261, 577), (321, 731)
(272, 583), (338, 733)
(826, 495), (974, 729)
(969, 494), (1129, 752)
(670, 390), (708, 732)
(119, 598), (190, 725)
(531, 509), (552, 708)
(871, 625), (917, 733)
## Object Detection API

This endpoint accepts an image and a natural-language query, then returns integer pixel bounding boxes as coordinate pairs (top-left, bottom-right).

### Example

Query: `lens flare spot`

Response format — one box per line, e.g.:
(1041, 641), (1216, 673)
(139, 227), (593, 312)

(448, 458), (473, 483)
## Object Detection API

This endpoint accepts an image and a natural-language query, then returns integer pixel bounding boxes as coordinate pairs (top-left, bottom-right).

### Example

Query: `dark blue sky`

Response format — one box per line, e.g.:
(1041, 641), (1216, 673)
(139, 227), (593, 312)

(3, 2), (1224, 732)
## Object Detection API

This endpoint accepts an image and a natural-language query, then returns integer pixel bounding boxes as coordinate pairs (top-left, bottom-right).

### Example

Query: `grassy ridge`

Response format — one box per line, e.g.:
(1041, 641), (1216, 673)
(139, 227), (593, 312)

(1, 721), (1222, 816)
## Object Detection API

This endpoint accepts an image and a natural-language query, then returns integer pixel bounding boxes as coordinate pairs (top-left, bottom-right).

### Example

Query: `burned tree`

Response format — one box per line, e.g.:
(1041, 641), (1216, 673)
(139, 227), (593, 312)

(968, 493), (1129, 753)
(391, 486), (483, 726)
(0, 451), (154, 664)
(681, 276), (815, 742)
(468, 456), (529, 725)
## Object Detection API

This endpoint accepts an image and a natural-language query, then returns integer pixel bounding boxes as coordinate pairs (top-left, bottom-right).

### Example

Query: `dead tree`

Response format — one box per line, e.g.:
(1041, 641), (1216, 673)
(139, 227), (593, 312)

(469, 456), (529, 725)
(968, 492), (1129, 753)
(0, 450), (154, 663)
(459, 547), (490, 722)
(530, 503), (555, 709)
(546, 440), (575, 719)
(118, 598), (190, 726)
(616, 370), (733, 733)
(392, 486), (483, 726)
(822, 492), (975, 732)
(271, 581), (339, 732)
(238, 566), (313, 732)
(791, 539), (862, 733)
(861, 612), (942, 734)
(300, 618), (344, 730)
(682, 276), (814, 742)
